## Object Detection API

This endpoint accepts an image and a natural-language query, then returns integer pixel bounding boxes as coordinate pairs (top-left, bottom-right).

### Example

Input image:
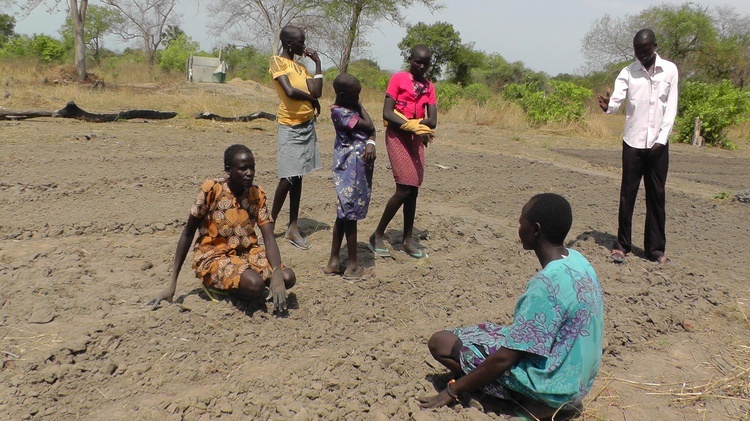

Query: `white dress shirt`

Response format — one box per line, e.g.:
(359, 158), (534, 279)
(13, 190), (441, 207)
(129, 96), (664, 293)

(607, 53), (679, 149)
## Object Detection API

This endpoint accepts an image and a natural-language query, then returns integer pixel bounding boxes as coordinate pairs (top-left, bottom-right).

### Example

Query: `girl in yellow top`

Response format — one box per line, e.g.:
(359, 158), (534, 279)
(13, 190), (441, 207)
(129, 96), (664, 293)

(268, 25), (323, 250)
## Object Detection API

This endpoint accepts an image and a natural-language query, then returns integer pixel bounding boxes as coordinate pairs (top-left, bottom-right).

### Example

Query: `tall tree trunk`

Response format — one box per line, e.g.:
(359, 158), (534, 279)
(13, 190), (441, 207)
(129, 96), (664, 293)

(340, 1), (364, 73)
(70, 0), (88, 82)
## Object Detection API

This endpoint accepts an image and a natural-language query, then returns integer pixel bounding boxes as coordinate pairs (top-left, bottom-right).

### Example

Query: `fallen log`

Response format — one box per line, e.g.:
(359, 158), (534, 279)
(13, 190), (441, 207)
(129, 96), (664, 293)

(0, 109), (54, 120)
(0, 101), (177, 122)
(194, 111), (276, 122)
(55, 101), (177, 122)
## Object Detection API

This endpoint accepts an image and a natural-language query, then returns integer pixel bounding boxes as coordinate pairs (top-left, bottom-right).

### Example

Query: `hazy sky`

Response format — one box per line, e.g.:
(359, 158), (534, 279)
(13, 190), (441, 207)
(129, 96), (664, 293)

(10, 0), (750, 75)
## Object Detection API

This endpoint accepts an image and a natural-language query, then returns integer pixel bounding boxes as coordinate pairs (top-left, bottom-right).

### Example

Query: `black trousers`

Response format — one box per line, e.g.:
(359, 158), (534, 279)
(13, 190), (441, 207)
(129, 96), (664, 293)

(614, 142), (669, 260)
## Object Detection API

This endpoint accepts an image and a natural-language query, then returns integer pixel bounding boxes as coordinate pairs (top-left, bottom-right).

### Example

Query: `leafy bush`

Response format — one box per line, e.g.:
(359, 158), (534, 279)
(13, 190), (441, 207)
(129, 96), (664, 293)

(0, 34), (65, 63)
(674, 80), (750, 148)
(29, 35), (66, 63)
(502, 81), (592, 126)
(463, 83), (492, 105)
(435, 82), (463, 111)
(220, 45), (271, 82)
(159, 34), (200, 72)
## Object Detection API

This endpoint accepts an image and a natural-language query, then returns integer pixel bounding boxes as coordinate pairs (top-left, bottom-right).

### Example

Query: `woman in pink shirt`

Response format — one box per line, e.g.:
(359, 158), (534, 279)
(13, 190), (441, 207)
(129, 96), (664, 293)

(369, 44), (437, 259)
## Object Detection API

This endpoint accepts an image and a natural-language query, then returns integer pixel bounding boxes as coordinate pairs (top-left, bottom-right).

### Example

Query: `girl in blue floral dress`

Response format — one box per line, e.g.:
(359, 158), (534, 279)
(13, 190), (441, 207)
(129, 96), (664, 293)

(419, 193), (604, 420)
(324, 74), (376, 279)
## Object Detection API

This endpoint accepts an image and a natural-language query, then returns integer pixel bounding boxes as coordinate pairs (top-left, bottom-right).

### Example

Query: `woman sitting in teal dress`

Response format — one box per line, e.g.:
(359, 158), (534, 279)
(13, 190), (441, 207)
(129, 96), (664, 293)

(419, 193), (605, 420)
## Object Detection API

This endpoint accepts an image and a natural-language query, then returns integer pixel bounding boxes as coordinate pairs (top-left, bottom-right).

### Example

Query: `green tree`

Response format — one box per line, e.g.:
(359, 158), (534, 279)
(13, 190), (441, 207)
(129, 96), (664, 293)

(61, 4), (123, 64)
(8, 1), (89, 81)
(161, 24), (184, 47)
(103, 0), (180, 65)
(472, 53), (546, 91)
(639, 3), (716, 78)
(219, 44), (270, 81)
(159, 32), (199, 71)
(318, 0), (440, 73)
(399, 21), (471, 81)
(0, 13), (15, 45)
(447, 43), (484, 86)
(582, 4), (750, 86)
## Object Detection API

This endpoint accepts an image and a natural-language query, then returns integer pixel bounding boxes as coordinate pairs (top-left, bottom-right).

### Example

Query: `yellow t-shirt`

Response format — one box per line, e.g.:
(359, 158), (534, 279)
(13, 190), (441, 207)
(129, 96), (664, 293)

(269, 56), (315, 126)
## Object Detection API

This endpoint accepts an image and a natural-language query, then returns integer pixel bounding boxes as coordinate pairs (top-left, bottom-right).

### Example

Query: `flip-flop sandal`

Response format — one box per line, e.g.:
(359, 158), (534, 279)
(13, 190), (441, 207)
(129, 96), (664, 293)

(200, 283), (228, 302)
(406, 249), (428, 259)
(610, 249), (626, 263)
(287, 237), (312, 250)
(367, 242), (391, 258)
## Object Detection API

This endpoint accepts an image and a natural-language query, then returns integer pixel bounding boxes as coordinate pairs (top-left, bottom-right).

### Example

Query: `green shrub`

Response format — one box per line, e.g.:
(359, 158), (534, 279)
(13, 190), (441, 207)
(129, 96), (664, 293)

(221, 45), (271, 82)
(674, 80), (750, 148)
(502, 81), (592, 126)
(435, 82), (464, 111)
(29, 35), (66, 63)
(159, 34), (200, 72)
(463, 83), (492, 105)
(0, 34), (65, 63)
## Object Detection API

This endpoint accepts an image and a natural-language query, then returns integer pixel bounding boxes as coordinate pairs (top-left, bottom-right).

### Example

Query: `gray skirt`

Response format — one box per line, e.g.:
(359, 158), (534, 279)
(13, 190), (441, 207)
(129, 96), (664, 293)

(277, 119), (321, 179)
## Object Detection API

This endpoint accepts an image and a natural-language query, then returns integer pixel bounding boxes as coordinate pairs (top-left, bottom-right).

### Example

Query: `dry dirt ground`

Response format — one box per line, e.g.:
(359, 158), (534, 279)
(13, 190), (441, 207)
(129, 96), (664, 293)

(1, 82), (749, 420)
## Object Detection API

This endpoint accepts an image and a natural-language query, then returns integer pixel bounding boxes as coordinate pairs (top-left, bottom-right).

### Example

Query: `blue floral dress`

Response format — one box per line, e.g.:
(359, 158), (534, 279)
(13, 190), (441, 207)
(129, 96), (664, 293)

(330, 105), (374, 220)
(452, 249), (604, 407)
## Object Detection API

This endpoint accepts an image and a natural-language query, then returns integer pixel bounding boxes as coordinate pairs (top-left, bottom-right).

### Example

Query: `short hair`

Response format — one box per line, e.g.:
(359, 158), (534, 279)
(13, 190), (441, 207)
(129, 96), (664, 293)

(410, 44), (431, 58)
(634, 29), (656, 44)
(525, 193), (572, 245)
(224, 144), (252, 170)
(333, 73), (360, 94)
(280, 25), (303, 42)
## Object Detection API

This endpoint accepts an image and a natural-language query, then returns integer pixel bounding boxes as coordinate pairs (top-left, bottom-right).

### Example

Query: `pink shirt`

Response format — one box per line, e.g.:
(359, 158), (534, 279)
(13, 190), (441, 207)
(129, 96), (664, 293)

(385, 71), (436, 119)
(606, 53), (679, 148)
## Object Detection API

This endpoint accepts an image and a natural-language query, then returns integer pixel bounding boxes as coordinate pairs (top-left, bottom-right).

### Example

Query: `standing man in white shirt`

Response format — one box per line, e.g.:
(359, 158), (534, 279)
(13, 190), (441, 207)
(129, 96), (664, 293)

(598, 29), (679, 265)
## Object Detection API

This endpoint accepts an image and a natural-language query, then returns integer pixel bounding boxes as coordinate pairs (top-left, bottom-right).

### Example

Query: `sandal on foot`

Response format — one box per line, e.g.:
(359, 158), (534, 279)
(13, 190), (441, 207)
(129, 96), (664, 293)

(367, 242), (391, 258)
(610, 249), (626, 263)
(200, 283), (228, 302)
(287, 237), (311, 250)
(405, 249), (428, 259)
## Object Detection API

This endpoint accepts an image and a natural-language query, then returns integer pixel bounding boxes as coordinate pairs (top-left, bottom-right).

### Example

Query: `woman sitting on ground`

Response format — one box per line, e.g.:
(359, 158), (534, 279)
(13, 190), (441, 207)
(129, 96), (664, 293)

(148, 144), (296, 313)
(419, 193), (604, 420)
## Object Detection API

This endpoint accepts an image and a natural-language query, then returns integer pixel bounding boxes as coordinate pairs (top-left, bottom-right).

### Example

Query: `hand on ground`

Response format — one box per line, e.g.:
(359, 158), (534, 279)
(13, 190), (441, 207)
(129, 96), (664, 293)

(269, 269), (288, 313)
(418, 389), (454, 408)
(147, 288), (175, 311)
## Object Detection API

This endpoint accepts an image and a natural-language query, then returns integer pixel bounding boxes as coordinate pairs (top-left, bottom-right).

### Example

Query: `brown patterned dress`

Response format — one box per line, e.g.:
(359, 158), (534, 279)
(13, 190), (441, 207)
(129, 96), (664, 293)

(190, 179), (273, 290)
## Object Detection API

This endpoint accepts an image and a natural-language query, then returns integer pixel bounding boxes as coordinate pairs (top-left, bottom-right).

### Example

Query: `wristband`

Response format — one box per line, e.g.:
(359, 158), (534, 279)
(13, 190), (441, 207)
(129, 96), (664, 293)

(313, 74), (324, 79)
(366, 140), (376, 146)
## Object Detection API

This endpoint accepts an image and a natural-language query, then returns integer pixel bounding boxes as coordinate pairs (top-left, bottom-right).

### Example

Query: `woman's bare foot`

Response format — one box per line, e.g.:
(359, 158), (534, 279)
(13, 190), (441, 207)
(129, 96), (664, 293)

(342, 265), (374, 280)
(324, 256), (341, 275)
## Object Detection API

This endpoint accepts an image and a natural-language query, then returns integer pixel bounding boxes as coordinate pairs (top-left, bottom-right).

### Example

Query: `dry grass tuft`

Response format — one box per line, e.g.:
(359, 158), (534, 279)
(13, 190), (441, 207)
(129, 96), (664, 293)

(440, 98), (530, 130)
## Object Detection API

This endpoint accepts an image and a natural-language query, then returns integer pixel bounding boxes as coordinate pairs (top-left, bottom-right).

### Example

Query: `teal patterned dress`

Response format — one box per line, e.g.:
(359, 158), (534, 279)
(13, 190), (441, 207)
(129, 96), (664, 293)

(452, 249), (604, 407)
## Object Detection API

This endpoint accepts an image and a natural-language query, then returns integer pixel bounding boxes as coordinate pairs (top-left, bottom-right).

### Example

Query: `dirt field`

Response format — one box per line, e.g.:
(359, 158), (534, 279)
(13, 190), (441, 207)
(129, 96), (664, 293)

(1, 82), (749, 420)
